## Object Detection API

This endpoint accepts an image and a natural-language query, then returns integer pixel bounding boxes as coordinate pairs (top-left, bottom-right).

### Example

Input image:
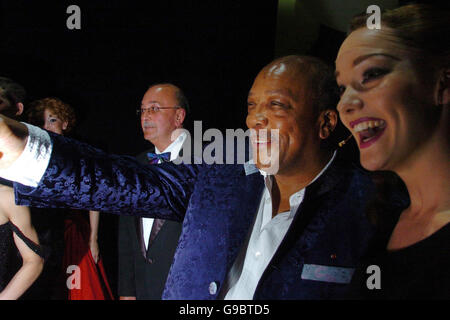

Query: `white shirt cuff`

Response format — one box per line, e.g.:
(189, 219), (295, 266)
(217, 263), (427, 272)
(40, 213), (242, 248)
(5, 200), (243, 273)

(0, 123), (52, 187)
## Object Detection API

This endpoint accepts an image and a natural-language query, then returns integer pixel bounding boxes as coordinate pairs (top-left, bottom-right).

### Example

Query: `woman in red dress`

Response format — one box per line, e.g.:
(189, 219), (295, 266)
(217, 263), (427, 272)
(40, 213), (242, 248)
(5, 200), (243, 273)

(27, 97), (114, 300)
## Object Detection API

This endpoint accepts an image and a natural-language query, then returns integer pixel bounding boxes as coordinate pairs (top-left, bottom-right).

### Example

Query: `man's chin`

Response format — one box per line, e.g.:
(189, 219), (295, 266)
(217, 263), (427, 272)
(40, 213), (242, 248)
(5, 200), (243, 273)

(254, 159), (279, 175)
(143, 132), (157, 141)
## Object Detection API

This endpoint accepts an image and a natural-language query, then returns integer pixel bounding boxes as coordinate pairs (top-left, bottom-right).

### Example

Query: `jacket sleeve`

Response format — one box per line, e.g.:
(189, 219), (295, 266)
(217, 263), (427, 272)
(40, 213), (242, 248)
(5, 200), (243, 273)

(13, 133), (201, 221)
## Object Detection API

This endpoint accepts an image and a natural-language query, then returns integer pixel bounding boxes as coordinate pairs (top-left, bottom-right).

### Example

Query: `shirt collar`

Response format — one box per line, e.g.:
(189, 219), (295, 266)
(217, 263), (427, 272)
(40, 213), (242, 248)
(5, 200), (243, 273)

(259, 150), (336, 180)
(154, 131), (187, 161)
(262, 150), (337, 219)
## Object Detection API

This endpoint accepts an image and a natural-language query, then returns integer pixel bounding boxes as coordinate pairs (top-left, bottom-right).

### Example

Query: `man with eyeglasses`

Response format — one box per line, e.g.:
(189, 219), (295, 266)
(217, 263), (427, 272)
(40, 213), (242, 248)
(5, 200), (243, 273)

(119, 83), (189, 300)
(138, 84), (188, 153)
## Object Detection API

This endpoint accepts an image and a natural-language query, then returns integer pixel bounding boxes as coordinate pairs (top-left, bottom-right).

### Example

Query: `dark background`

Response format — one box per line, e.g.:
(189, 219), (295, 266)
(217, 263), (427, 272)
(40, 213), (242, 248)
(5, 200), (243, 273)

(0, 0), (279, 154)
(0, 0), (279, 298)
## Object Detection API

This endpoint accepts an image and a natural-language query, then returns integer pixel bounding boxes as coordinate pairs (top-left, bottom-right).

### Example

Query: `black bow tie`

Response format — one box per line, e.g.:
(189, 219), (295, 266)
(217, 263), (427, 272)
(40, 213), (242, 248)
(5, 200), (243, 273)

(147, 152), (171, 164)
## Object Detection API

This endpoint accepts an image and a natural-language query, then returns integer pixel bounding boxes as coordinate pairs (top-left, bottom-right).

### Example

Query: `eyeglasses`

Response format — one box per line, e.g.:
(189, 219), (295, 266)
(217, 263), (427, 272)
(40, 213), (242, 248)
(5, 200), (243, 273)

(136, 104), (181, 116)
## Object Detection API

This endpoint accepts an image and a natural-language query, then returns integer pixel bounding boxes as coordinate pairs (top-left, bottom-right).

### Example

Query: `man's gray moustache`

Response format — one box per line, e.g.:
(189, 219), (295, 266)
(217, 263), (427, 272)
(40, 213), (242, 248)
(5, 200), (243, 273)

(142, 122), (156, 128)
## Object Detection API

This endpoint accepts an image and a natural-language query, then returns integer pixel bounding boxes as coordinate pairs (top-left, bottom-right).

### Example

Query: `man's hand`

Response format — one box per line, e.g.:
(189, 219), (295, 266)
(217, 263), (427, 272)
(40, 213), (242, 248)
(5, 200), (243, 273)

(0, 115), (28, 170)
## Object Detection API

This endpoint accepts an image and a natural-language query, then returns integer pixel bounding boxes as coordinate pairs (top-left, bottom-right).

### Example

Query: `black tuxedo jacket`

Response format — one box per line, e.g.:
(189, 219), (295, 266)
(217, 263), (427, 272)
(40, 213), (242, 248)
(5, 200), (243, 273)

(117, 148), (182, 299)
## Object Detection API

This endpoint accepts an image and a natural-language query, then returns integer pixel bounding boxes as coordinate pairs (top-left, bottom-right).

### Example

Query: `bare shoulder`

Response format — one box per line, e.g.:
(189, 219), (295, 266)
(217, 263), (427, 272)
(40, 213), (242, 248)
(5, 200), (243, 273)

(0, 185), (30, 222)
(0, 185), (16, 211)
(0, 185), (15, 224)
(0, 184), (14, 196)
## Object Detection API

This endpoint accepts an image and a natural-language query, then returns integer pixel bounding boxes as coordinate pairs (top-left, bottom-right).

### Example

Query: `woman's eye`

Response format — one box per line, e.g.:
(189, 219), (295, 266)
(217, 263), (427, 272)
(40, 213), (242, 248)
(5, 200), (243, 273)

(362, 68), (389, 84)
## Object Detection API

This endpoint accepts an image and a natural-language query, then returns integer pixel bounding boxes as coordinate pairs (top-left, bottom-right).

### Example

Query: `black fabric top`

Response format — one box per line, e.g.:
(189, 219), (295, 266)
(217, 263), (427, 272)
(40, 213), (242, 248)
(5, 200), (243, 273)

(0, 222), (13, 291)
(350, 223), (450, 299)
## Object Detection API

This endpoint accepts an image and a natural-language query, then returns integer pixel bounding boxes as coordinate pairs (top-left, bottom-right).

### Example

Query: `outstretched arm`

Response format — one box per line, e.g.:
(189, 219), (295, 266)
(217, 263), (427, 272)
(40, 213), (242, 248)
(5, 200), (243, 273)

(0, 187), (44, 300)
(0, 114), (200, 220)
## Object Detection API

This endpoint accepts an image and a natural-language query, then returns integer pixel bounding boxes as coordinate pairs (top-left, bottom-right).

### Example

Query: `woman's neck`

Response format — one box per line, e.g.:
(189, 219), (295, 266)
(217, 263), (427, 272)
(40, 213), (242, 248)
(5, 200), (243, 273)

(396, 132), (450, 218)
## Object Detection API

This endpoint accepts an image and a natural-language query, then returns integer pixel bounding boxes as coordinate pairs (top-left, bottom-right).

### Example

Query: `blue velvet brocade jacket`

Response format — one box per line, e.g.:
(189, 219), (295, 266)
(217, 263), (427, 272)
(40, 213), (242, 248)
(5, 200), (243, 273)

(13, 133), (397, 299)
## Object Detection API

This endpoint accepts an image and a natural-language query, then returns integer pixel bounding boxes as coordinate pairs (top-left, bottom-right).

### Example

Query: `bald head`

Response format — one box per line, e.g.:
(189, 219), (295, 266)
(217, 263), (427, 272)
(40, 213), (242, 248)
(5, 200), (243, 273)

(148, 83), (178, 96)
(147, 83), (190, 114)
(259, 55), (339, 116)
(140, 83), (188, 151)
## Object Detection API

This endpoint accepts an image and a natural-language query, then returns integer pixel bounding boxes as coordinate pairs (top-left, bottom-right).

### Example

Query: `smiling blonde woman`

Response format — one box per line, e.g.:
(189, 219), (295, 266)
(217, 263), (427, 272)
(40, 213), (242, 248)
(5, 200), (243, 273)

(335, 3), (450, 299)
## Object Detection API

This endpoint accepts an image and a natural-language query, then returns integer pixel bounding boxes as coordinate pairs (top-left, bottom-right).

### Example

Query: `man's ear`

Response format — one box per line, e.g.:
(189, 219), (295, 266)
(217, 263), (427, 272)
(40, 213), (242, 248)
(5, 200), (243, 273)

(15, 102), (24, 116)
(175, 108), (186, 126)
(62, 121), (68, 131)
(318, 109), (338, 140)
(436, 68), (450, 107)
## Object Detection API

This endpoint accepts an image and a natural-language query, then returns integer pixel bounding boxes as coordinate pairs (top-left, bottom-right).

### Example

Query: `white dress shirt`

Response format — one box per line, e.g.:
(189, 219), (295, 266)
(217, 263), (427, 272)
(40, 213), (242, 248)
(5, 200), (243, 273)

(142, 132), (186, 250)
(224, 152), (336, 300)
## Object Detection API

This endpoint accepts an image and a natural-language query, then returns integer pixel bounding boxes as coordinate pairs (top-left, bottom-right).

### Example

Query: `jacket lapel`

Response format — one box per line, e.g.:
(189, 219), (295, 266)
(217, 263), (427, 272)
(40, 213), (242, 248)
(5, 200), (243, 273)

(134, 216), (148, 259)
(224, 163), (264, 272)
(148, 218), (165, 248)
(259, 155), (347, 272)
(139, 140), (186, 252)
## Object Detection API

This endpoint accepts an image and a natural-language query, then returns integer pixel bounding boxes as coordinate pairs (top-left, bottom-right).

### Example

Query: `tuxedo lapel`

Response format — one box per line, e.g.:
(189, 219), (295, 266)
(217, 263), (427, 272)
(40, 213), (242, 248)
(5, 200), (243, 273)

(134, 217), (147, 259)
(136, 217), (166, 261)
(136, 139), (187, 257)
(148, 218), (165, 248)
(142, 136), (185, 249)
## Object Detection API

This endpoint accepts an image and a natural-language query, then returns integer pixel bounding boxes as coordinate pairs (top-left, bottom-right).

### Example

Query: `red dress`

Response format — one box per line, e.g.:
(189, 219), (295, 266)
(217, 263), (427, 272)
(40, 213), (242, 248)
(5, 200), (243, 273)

(62, 212), (114, 300)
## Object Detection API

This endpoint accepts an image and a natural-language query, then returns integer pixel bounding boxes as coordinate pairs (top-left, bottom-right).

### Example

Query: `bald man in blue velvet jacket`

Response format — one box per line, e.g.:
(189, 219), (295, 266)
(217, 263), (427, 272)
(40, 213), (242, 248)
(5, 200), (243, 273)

(0, 56), (408, 299)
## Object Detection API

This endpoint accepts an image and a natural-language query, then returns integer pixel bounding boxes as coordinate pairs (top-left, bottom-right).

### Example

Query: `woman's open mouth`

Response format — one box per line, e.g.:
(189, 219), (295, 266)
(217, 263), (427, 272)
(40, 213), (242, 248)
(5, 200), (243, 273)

(351, 118), (387, 149)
